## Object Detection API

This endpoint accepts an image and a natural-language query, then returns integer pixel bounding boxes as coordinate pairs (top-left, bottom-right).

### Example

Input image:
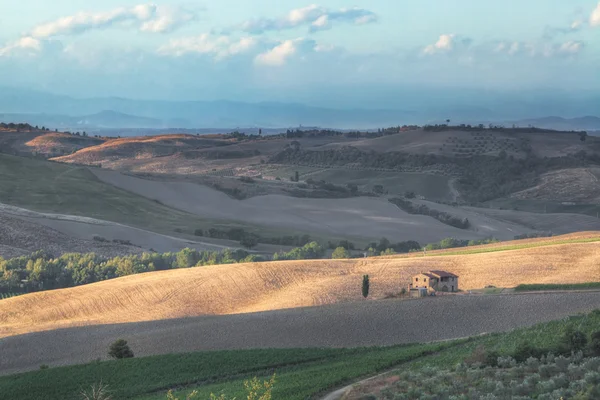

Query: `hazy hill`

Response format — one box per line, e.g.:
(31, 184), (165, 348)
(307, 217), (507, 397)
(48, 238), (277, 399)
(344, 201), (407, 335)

(511, 116), (600, 132)
(0, 87), (411, 129)
(3, 86), (600, 129)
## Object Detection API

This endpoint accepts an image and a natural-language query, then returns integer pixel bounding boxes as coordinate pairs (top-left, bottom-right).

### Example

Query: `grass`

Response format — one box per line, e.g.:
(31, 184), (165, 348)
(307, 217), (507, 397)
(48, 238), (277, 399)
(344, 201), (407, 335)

(514, 282), (600, 292)
(0, 293), (18, 300)
(0, 344), (448, 400)
(304, 168), (453, 201)
(0, 153), (314, 242)
(1, 310), (598, 400)
(407, 236), (600, 258)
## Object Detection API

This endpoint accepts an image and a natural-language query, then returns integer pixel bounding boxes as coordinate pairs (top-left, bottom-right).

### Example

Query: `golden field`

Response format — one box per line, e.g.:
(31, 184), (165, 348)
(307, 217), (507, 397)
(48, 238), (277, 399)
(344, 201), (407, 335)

(0, 232), (599, 339)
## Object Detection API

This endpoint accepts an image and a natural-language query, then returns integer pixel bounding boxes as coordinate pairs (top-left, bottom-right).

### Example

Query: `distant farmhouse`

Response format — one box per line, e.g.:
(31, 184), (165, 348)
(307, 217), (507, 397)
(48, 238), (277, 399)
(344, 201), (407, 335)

(409, 270), (459, 296)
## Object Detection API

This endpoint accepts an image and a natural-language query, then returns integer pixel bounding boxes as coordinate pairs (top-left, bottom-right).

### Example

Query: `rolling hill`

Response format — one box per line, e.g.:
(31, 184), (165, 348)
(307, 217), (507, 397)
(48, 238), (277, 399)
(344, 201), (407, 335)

(1, 232), (599, 340)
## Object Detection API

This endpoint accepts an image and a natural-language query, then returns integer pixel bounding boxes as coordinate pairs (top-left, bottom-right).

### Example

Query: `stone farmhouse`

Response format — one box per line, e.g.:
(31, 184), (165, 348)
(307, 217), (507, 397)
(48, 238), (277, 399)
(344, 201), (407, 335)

(409, 270), (459, 295)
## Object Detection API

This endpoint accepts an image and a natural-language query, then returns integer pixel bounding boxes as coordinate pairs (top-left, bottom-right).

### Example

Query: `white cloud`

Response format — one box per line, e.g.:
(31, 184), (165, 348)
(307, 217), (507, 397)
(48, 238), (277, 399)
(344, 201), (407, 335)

(423, 34), (471, 55)
(591, 2), (600, 27)
(254, 38), (317, 66)
(140, 6), (196, 33)
(255, 40), (298, 66)
(29, 3), (195, 38)
(493, 40), (584, 58)
(312, 15), (330, 31)
(237, 5), (377, 34)
(0, 37), (42, 56)
(556, 40), (584, 55)
(158, 34), (258, 59)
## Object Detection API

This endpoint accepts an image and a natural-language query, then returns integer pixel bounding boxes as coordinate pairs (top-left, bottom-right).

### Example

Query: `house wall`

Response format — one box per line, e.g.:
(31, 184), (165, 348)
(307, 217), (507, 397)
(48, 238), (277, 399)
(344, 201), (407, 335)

(412, 274), (459, 292)
(435, 276), (459, 292)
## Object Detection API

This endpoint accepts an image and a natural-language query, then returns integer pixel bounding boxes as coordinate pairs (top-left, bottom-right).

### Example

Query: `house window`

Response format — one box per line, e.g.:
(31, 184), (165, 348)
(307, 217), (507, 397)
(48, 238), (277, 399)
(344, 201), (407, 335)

(416, 278), (419, 282)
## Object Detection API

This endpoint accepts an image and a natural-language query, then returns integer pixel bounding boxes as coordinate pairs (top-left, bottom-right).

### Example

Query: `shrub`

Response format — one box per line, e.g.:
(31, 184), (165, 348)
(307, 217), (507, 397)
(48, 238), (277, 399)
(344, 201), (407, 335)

(240, 234), (259, 249)
(590, 331), (600, 356)
(108, 339), (134, 359)
(193, 229), (204, 237)
(332, 247), (350, 259)
(81, 382), (111, 400)
(513, 342), (543, 363)
(561, 326), (588, 353)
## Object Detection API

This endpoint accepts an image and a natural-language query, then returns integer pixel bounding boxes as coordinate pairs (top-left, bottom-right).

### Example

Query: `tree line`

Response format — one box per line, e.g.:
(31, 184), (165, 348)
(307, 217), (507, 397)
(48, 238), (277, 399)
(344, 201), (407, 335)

(389, 197), (470, 229)
(0, 249), (263, 294)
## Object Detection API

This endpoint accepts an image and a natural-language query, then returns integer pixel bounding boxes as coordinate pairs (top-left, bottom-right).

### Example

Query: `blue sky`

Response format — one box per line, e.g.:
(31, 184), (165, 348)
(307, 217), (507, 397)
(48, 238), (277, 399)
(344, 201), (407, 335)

(1, 0), (599, 106)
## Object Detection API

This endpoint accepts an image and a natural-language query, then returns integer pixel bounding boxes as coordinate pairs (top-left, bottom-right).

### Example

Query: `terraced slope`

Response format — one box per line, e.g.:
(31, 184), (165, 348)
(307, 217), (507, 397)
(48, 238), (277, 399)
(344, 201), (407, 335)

(1, 233), (599, 339)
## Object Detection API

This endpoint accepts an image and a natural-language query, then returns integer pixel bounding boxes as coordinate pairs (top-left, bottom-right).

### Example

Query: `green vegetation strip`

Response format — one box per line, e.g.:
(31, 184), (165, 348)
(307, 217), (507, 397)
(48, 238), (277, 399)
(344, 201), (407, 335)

(514, 282), (600, 292)
(1, 311), (599, 400)
(417, 237), (600, 257)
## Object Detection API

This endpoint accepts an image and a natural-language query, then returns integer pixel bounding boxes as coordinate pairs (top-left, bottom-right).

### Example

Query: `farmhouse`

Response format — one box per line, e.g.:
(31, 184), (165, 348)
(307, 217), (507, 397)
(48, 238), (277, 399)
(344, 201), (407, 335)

(409, 270), (459, 294)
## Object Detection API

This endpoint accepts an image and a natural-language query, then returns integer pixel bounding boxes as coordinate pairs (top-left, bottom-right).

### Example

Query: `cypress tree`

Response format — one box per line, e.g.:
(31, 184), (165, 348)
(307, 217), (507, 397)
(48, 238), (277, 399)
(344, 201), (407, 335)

(362, 275), (370, 298)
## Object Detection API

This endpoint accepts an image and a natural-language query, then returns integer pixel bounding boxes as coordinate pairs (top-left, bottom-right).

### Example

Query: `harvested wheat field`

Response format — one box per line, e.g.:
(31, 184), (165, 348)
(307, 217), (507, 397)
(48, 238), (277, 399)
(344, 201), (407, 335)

(1, 233), (599, 339)
(1, 292), (600, 375)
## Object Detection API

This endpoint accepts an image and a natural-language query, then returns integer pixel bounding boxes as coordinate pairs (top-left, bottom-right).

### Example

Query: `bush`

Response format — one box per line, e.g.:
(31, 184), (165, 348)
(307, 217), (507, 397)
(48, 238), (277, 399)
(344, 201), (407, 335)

(561, 326), (588, 353)
(108, 339), (134, 359)
(513, 342), (544, 363)
(240, 234), (259, 249)
(590, 331), (600, 356)
(193, 229), (204, 237)
(332, 247), (350, 259)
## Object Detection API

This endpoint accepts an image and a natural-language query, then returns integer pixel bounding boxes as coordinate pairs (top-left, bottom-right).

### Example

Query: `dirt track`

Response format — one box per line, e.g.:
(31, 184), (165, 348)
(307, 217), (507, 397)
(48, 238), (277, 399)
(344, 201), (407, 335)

(1, 292), (599, 375)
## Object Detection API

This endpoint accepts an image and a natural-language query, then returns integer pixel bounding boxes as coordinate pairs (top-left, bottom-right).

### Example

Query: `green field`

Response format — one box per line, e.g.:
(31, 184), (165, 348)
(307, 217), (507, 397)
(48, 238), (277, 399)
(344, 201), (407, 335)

(413, 236), (600, 258)
(0, 154), (315, 242)
(484, 197), (600, 218)
(1, 310), (598, 400)
(514, 282), (600, 292)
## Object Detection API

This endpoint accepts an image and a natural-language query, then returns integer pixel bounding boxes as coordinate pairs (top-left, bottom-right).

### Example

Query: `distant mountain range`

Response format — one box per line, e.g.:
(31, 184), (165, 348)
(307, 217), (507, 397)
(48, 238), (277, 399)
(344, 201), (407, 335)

(1, 86), (599, 131)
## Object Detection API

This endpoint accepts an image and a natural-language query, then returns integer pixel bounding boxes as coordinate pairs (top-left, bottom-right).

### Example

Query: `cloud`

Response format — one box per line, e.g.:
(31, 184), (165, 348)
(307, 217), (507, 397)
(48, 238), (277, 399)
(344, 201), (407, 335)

(236, 5), (377, 34)
(423, 34), (471, 55)
(0, 37), (42, 56)
(591, 2), (600, 26)
(29, 3), (195, 38)
(556, 40), (585, 55)
(493, 40), (584, 58)
(158, 34), (258, 59)
(254, 38), (316, 66)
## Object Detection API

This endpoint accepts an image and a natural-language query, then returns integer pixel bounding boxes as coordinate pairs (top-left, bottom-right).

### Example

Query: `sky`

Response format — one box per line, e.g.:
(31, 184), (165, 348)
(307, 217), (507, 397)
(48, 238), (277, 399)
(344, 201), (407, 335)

(0, 0), (599, 106)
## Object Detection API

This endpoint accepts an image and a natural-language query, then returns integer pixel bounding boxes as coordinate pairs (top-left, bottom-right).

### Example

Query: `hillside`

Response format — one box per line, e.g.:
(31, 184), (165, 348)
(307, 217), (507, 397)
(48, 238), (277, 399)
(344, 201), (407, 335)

(1, 233), (599, 339)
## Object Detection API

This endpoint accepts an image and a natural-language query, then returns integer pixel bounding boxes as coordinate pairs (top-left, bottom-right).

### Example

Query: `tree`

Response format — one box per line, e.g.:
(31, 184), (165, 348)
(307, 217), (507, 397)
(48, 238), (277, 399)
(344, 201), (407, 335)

(373, 185), (385, 195)
(579, 132), (588, 142)
(240, 234), (259, 249)
(332, 247), (350, 259)
(295, 171), (299, 182)
(362, 275), (370, 298)
(590, 330), (600, 356)
(108, 339), (134, 359)
(561, 326), (588, 352)
(194, 229), (204, 237)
